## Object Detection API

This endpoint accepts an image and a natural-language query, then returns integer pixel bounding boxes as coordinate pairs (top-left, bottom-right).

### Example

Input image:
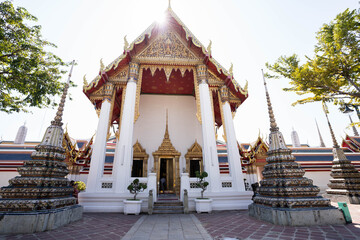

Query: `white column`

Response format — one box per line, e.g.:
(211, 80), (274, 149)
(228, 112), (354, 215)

(197, 65), (221, 192)
(86, 98), (112, 193)
(222, 101), (245, 191)
(113, 62), (139, 193)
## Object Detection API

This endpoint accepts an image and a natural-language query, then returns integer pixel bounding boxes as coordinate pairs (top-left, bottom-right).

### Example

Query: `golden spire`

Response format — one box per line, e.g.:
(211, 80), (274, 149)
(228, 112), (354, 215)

(229, 63), (233, 75)
(124, 35), (129, 51)
(164, 109), (169, 139)
(261, 69), (278, 132)
(51, 60), (75, 127)
(322, 101), (339, 148)
(207, 40), (212, 56)
(100, 58), (104, 71)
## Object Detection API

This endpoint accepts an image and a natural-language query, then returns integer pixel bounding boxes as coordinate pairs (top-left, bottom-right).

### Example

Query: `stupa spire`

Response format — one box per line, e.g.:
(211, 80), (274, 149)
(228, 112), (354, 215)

(52, 60), (75, 127)
(348, 115), (359, 136)
(315, 119), (326, 147)
(322, 102), (339, 148)
(261, 69), (278, 132)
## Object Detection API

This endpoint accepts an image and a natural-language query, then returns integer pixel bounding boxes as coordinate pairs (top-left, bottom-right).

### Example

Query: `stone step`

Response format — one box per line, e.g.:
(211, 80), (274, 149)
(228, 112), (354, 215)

(154, 201), (183, 206)
(153, 205), (184, 210)
(152, 200), (184, 214)
(152, 209), (184, 214)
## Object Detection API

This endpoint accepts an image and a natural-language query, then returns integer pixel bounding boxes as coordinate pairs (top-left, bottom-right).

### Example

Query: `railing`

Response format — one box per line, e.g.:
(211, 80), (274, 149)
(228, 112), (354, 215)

(148, 189), (153, 215)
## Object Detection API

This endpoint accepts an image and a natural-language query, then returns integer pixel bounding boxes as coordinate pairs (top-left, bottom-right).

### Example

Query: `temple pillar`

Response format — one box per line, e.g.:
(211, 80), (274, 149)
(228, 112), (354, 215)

(220, 86), (245, 191)
(113, 62), (140, 193)
(86, 84), (113, 193)
(196, 65), (221, 192)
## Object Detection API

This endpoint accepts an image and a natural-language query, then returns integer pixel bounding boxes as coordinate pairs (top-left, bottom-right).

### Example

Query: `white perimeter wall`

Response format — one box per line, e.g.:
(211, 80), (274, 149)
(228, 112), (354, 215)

(0, 172), (18, 188)
(133, 94), (203, 173)
(304, 171), (331, 194)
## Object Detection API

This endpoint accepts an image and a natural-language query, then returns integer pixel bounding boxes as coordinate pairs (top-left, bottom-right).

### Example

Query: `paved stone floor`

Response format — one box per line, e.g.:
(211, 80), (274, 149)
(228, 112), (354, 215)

(1, 203), (360, 240)
(122, 214), (211, 240)
(2, 213), (141, 240)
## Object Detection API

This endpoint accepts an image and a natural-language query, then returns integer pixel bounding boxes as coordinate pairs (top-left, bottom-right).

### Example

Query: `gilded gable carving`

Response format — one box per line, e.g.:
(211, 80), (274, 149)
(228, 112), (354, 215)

(109, 66), (129, 83)
(208, 71), (224, 87)
(136, 31), (200, 63)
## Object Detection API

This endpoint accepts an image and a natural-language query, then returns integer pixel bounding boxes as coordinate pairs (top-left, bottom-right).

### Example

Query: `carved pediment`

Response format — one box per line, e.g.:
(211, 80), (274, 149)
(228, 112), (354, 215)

(185, 140), (202, 159)
(133, 140), (149, 159)
(135, 30), (201, 64)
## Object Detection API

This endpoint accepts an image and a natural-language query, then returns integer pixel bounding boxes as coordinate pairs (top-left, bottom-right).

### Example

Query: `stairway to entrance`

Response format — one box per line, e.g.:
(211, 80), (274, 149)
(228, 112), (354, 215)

(153, 194), (184, 214)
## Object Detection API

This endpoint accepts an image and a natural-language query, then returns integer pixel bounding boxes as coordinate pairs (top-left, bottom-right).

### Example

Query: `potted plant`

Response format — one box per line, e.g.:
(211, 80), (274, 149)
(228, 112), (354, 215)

(123, 178), (147, 215)
(194, 171), (212, 213)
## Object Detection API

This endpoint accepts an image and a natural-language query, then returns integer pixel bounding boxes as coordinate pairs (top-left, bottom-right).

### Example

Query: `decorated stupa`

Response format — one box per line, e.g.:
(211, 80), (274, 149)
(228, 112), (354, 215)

(0, 61), (82, 234)
(248, 70), (345, 226)
(323, 104), (360, 204)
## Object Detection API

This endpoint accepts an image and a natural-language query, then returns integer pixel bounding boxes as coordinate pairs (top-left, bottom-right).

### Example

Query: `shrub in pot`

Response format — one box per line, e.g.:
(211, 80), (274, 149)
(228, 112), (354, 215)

(124, 179), (147, 215)
(194, 171), (212, 213)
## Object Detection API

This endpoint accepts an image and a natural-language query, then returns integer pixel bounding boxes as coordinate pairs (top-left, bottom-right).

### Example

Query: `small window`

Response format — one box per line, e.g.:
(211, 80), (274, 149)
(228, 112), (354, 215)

(190, 159), (201, 177)
(131, 159), (143, 177)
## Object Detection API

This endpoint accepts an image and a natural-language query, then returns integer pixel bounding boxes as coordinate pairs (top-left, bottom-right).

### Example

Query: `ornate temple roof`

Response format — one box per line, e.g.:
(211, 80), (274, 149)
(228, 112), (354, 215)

(83, 5), (248, 104)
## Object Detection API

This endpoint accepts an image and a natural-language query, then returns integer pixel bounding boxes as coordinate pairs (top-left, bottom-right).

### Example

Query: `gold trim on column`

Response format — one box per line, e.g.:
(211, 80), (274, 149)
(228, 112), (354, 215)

(194, 69), (201, 124)
(134, 67), (143, 123)
(209, 87), (217, 139)
(117, 85), (127, 140)
(106, 88), (116, 140)
(218, 91), (227, 142)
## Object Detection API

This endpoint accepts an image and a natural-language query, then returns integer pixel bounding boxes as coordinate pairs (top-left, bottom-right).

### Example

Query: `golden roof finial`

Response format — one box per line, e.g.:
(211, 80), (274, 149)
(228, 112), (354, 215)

(100, 58), (104, 71)
(322, 101), (339, 148)
(229, 63), (233, 75)
(244, 80), (248, 92)
(168, 0), (171, 9)
(124, 35), (129, 51)
(83, 74), (88, 87)
(207, 40), (212, 57)
(262, 69), (278, 132)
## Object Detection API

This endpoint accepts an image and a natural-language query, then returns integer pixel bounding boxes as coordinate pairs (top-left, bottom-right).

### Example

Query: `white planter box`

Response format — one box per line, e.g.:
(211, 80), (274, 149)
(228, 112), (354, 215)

(123, 199), (142, 215)
(195, 198), (213, 213)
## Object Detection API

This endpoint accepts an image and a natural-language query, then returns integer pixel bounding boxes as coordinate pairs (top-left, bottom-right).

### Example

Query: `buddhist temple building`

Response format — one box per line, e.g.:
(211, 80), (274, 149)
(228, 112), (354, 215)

(79, 4), (251, 212)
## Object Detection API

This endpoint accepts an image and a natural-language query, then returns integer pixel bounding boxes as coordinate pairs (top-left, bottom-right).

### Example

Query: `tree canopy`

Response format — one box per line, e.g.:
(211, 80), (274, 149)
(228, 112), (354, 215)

(0, 1), (72, 113)
(266, 8), (360, 111)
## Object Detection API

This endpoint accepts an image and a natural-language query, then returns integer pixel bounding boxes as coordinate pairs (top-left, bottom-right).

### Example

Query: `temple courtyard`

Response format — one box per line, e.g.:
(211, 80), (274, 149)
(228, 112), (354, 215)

(1, 202), (359, 240)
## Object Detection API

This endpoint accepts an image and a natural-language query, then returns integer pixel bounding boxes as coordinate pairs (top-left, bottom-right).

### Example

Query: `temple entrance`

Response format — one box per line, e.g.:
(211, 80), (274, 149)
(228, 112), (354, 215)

(152, 112), (181, 196)
(159, 158), (175, 194)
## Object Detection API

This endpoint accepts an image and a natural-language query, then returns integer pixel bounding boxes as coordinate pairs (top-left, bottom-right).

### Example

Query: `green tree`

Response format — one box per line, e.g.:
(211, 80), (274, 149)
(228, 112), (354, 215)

(0, 1), (72, 113)
(266, 8), (360, 111)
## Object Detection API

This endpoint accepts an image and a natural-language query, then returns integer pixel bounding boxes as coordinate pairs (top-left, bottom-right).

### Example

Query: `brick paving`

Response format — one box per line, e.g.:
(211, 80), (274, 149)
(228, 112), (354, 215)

(1, 202), (360, 240)
(195, 206), (360, 240)
(1, 213), (141, 240)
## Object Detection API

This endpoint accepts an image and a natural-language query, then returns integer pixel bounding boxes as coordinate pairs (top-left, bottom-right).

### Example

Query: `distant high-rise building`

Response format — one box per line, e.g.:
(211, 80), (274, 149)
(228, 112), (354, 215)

(14, 122), (27, 144)
(291, 128), (301, 147)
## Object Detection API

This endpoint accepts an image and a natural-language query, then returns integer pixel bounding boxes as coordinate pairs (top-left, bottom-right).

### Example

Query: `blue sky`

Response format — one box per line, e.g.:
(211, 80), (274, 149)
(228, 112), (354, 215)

(1, 0), (359, 147)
